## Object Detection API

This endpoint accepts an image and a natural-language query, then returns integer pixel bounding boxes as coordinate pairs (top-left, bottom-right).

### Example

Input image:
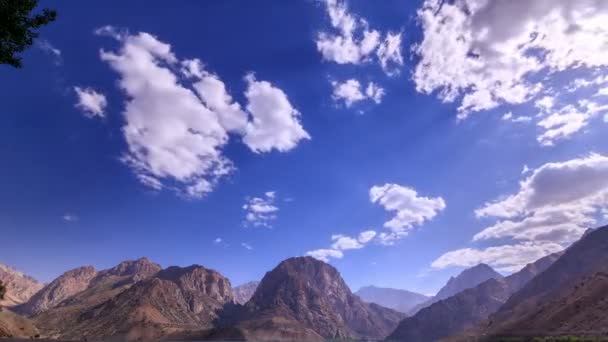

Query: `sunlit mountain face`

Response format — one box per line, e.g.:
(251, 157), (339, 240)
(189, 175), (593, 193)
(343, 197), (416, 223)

(1, 0), (608, 340)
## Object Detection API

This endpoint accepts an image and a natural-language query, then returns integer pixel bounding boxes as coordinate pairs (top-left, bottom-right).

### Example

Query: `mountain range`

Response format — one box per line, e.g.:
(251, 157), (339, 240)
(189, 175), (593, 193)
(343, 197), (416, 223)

(1, 225), (607, 341)
(355, 286), (429, 314)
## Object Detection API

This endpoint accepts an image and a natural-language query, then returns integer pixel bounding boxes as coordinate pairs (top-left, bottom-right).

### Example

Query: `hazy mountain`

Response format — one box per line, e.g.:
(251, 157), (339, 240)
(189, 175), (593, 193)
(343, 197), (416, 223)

(209, 256), (405, 341)
(46, 264), (234, 341)
(387, 253), (560, 342)
(408, 263), (503, 315)
(478, 225), (608, 338)
(233, 281), (259, 305)
(0, 263), (44, 307)
(355, 286), (429, 313)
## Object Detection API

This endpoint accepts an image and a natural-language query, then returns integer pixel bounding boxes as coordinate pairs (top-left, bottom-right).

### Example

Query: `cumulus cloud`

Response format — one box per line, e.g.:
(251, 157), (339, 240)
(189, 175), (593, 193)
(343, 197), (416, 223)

(242, 74), (310, 153)
(413, 0), (608, 119)
(97, 28), (309, 198)
(431, 241), (563, 273)
(242, 191), (279, 228)
(537, 101), (608, 146)
(435, 154), (608, 273)
(74, 87), (107, 118)
(307, 229), (377, 262)
(370, 183), (446, 245)
(316, 0), (403, 75)
(307, 248), (344, 262)
(331, 79), (385, 107)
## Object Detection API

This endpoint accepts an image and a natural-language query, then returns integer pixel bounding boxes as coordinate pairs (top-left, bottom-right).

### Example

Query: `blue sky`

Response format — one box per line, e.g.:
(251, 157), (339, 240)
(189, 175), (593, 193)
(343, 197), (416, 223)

(1, 0), (608, 295)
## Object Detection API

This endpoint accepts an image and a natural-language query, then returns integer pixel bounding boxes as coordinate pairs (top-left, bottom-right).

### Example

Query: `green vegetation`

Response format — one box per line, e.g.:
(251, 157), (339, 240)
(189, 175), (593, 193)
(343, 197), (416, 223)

(0, 0), (57, 68)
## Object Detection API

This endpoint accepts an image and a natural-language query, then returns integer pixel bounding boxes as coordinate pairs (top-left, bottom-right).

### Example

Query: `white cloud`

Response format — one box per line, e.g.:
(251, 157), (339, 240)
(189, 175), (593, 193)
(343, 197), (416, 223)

(370, 183), (446, 245)
(242, 74), (310, 153)
(537, 101), (608, 146)
(97, 28), (308, 198)
(431, 241), (563, 273)
(307, 229), (377, 262)
(213, 237), (222, 244)
(376, 32), (403, 76)
(331, 79), (385, 107)
(434, 154), (608, 272)
(241, 242), (253, 250)
(316, 0), (403, 75)
(604, 113), (608, 123)
(306, 248), (343, 262)
(63, 213), (78, 222)
(37, 39), (62, 64)
(502, 111), (532, 124)
(243, 191), (279, 228)
(74, 87), (107, 118)
(413, 0), (608, 119)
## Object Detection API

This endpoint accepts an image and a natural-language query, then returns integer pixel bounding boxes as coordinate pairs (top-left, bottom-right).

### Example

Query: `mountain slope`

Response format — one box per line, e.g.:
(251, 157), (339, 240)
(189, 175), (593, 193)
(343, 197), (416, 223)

(480, 225), (608, 338)
(0, 309), (39, 339)
(233, 281), (259, 305)
(50, 265), (234, 341)
(387, 253), (560, 342)
(31, 258), (162, 338)
(409, 263), (503, 315)
(355, 286), (429, 313)
(0, 263), (44, 307)
(210, 256), (404, 341)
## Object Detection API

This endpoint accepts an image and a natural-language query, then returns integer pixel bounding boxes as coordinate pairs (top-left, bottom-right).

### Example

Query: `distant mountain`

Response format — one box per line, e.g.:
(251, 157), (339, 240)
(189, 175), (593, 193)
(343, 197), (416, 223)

(0, 263), (44, 307)
(408, 263), (503, 315)
(233, 281), (259, 305)
(387, 253), (560, 342)
(46, 264), (234, 341)
(355, 286), (429, 313)
(209, 256), (405, 341)
(478, 225), (608, 338)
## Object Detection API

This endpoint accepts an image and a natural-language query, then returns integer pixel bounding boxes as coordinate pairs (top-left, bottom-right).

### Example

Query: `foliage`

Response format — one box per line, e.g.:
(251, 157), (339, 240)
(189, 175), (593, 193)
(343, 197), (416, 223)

(0, 0), (57, 68)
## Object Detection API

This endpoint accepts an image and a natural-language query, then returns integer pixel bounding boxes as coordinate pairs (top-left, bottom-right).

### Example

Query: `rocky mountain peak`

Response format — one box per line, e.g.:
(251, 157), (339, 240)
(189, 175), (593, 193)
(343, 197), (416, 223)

(17, 265), (97, 315)
(0, 263), (44, 307)
(233, 281), (260, 305)
(96, 257), (161, 280)
(435, 263), (502, 300)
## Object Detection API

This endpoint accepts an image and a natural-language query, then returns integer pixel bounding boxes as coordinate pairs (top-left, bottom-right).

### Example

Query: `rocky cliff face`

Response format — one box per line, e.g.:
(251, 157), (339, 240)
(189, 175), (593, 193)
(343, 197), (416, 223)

(34, 263), (233, 341)
(355, 286), (429, 314)
(18, 266), (97, 316)
(0, 263), (44, 307)
(233, 281), (259, 305)
(211, 257), (404, 341)
(479, 225), (608, 338)
(0, 309), (39, 339)
(387, 253), (560, 342)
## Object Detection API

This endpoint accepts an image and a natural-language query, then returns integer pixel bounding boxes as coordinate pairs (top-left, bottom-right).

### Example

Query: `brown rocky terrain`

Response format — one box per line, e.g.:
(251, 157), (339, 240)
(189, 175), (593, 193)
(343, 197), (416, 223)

(476, 225), (608, 339)
(0, 309), (39, 339)
(387, 253), (560, 342)
(233, 281), (259, 305)
(209, 256), (405, 341)
(0, 263), (44, 307)
(43, 264), (234, 341)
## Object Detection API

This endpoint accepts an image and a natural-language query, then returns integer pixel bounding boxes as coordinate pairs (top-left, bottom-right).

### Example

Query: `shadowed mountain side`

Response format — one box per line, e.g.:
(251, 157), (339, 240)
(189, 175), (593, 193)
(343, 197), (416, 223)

(408, 264), (502, 315)
(387, 253), (561, 342)
(476, 225), (608, 339)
